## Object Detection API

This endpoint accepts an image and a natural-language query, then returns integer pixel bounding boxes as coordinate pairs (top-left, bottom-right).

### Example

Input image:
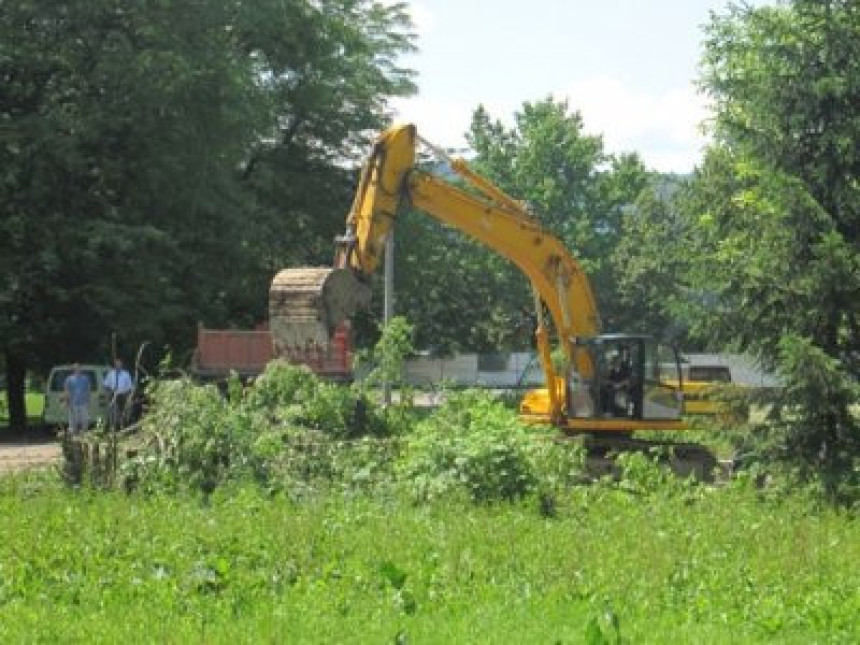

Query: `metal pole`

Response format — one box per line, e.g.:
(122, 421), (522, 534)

(382, 232), (394, 404)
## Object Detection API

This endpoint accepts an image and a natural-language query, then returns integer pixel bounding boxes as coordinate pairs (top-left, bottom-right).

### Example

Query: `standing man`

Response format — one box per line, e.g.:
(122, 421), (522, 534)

(63, 363), (91, 435)
(104, 358), (133, 431)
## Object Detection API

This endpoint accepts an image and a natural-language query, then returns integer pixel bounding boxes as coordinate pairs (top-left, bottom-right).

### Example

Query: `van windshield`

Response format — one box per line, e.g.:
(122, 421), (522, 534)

(49, 370), (98, 391)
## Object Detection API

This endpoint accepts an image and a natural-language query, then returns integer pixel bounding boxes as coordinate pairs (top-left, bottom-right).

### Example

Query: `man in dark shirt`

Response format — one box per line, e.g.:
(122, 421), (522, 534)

(603, 353), (632, 416)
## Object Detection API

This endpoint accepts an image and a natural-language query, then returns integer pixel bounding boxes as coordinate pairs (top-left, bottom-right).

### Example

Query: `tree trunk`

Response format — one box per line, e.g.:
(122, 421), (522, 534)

(5, 352), (27, 433)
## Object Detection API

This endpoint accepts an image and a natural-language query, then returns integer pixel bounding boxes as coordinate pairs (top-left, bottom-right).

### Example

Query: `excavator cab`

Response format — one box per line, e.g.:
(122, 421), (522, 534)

(567, 335), (684, 427)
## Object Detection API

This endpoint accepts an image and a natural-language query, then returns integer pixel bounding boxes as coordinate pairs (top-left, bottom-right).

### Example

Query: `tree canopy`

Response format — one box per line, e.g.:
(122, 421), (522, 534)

(386, 98), (656, 355)
(1, 0), (415, 429)
(609, 0), (859, 467)
(689, 0), (859, 462)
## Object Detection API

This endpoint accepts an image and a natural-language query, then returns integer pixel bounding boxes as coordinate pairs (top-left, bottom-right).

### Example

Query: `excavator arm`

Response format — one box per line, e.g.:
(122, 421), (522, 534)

(339, 126), (600, 340)
(273, 124), (600, 423)
(270, 123), (686, 433)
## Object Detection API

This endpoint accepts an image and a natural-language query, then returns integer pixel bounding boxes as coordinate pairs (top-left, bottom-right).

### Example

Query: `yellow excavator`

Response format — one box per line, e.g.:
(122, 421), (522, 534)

(269, 124), (713, 471)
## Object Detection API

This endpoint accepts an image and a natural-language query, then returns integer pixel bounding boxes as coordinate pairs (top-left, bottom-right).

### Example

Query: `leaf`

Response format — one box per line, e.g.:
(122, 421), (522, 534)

(584, 617), (608, 645)
(379, 560), (407, 590)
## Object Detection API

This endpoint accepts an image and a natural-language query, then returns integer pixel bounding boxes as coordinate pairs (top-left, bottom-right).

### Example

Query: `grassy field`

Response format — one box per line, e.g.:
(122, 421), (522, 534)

(1, 471), (857, 644)
(0, 391), (45, 426)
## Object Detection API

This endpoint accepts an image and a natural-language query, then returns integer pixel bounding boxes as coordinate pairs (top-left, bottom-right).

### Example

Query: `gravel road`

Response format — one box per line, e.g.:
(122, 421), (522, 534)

(0, 441), (61, 473)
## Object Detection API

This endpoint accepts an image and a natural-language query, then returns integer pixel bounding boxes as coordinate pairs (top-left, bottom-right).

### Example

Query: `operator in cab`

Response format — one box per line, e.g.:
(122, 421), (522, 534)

(603, 350), (632, 417)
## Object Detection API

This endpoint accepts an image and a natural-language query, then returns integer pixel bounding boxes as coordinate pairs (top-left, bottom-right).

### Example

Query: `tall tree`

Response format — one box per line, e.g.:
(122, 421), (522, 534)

(689, 0), (860, 464)
(383, 98), (654, 354)
(610, 176), (695, 338)
(237, 0), (416, 273)
(468, 99), (655, 332)
(0, 0), (416, 430)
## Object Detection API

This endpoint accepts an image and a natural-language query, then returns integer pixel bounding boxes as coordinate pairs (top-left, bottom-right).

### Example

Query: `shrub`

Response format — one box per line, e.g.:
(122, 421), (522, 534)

(123, 363), (398, 495)
(398, 390), (583, 503)
(245, 361), (388, 439)
(122, 378), (247, 493)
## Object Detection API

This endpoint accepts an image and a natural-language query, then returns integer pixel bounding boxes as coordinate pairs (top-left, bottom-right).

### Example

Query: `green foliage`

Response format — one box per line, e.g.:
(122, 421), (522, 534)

(124, 363), (393, 495)
(466, 99), (654, 331)
(388, 98), (655, 354)
(2, 473), (860, 642)
(245, 361), (388, 440)
(682, 1), (860, 469)
(0, 0), (416, 408)
(356, 316), (415, 395)
(123, 379), (242, 493)
(121, 368), (595, 504)
(613, 450), (700, 499)
(386, 207), (533, 354)
(398, 390), (583, 502)
(610, 178), (694, 337)
(775, 335), (859, 473)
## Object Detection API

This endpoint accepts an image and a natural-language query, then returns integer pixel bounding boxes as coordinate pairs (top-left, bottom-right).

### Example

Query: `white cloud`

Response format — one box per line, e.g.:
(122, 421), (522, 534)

(566, 76), (711, 172)
(392, 76), (712, 173)
(389, 95), (512, 154)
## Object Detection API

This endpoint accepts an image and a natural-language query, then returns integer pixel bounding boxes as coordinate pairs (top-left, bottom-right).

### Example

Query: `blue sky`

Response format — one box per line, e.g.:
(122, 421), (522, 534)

(391, 0), (773, 173)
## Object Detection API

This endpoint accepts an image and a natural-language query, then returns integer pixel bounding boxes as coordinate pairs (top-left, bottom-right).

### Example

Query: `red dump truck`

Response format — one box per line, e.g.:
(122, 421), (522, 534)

(191, 322), (353, 381)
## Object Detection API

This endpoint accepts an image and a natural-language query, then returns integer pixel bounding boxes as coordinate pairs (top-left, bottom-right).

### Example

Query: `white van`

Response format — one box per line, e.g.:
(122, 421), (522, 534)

(43, 364), (112, 428)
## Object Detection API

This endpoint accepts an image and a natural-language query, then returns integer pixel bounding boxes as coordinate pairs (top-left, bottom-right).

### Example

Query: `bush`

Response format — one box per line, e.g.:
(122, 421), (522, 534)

(122, 378), (246, 493)
(246, 361), (389, 439)
(398, 390), (583, 503)
(123, 363), (397, 495)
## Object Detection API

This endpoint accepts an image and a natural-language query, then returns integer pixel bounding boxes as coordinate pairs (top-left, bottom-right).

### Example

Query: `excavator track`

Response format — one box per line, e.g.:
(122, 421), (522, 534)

(269, 267), (370, 356)
(563, 433), (719, 482)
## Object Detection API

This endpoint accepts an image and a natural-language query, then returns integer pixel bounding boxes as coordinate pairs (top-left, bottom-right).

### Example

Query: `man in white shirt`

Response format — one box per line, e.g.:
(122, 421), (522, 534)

(104, 358), (133, 431)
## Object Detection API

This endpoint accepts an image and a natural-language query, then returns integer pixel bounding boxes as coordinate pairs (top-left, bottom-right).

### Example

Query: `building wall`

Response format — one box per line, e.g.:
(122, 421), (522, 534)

(404, 352), (542, 388)
(399, 351), (779, 389)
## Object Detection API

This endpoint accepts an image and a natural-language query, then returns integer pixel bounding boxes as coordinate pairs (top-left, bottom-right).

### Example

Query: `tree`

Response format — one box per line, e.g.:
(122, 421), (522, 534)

(2, 0), (261, 429)
(0, 0), (416, 431)
(384, 98), (657, 355)
(688, 0), (860, 465)
(389, 207), (535, 354)
(467, 100), (656, 331)
(237, 0), (416, 272)
(610, 176), (695, 338)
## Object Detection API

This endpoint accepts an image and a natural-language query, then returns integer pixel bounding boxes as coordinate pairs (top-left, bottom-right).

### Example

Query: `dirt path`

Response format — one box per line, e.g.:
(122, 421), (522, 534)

(0, 441), (61, 473)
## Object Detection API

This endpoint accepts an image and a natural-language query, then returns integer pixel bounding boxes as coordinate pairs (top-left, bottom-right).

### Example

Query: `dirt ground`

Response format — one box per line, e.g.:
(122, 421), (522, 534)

(0, 436), (61, 474)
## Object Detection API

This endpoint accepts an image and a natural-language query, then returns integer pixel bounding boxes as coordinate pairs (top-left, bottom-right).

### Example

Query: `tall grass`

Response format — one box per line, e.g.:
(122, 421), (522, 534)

(0, 471), (857, 643)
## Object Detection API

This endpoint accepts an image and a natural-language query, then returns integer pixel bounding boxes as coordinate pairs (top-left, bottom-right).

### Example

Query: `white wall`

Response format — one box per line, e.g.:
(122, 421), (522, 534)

(404, 352), (542, 388)
(399, 351), (780, 389)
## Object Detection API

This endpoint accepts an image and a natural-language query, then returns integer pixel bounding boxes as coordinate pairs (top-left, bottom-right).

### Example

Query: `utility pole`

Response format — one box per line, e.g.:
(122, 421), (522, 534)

(382, 233), (394, 404)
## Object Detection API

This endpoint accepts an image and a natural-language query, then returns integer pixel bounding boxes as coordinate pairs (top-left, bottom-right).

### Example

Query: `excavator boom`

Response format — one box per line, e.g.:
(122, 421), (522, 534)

(270, 123), (687, 435)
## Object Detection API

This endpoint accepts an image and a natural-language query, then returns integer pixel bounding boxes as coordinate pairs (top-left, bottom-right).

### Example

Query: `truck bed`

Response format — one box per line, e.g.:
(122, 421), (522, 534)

(192, 323), (353, 381)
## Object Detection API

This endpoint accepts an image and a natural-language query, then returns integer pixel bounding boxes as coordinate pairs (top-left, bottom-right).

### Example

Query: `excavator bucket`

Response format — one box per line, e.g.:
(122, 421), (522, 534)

(269, 267), (371, 356)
